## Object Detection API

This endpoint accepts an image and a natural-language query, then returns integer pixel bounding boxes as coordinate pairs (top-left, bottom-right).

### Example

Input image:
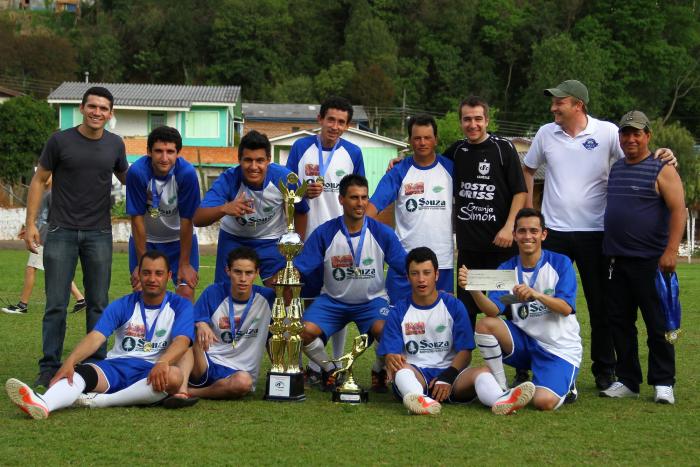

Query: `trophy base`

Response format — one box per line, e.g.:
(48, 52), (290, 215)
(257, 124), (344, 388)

(264, 371), (305, 402)
(332, 388), (369, 404)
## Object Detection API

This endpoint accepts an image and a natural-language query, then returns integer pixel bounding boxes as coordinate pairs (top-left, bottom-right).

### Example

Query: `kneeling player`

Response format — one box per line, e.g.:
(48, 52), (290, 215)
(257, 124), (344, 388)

(379, 247), (535, 415)
(459, 208), (581, 411)
(5, 251), (194, 419)
(177, 247), (274, 399)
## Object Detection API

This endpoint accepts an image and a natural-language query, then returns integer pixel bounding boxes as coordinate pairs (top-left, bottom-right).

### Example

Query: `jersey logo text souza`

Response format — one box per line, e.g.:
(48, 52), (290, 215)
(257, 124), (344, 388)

(405, 198), (447, 212)
(403, 182), (424, 195)
(404, 321), (425, 335)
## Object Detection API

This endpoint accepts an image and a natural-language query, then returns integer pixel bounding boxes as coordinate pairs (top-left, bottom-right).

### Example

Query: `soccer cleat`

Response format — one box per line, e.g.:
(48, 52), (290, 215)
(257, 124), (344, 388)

(71, 299), (87, 314)
(492, 381), (536, 415)
(2, 303), (27, 314)
(510, 368), (530, 388)
(304, 366), (322, 389)
(371, 369), (388, 393)
(654, 385), (675, 405)
(595, 373), (616, 391)
(599, 381), (639, 398)
(72, 392), (98, 408)
(403, 393), (441, 415)
(564, 382), (578, 404)
(6, 378), (49, 420)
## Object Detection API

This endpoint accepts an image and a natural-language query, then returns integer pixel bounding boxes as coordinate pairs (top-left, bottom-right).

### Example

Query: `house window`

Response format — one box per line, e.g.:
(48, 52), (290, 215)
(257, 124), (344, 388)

(185, 111), (219, 139)
(150, 112), (167, 130)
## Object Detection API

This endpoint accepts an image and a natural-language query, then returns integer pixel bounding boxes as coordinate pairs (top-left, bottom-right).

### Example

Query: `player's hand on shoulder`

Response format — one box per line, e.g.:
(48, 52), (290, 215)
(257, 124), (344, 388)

(654, 148), (677, 166)
(386, 157), (402, 172)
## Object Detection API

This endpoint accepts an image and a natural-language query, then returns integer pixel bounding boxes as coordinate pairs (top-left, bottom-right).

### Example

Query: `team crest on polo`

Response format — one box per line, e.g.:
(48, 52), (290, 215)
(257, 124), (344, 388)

(518, 304), (529, 319)
(582, 138), (599, 150)
(332, 268), (346, 281)
(122, 336), (137, 352)
(479, 160), (490, 175)
(235, 217), (247, 226)
(406, 340), (419, 355)
(221, 331), (234, 343)
(405, 198), (418, 212)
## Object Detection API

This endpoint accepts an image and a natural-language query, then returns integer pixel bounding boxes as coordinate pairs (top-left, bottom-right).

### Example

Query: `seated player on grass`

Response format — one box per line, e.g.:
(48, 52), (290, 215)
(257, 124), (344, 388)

(458, 208), (581, 411)
(379, 246), (535, 415)
(175, 247), (274, 399)
(5, 251), (195, 419)
(293, 174), (407, 391)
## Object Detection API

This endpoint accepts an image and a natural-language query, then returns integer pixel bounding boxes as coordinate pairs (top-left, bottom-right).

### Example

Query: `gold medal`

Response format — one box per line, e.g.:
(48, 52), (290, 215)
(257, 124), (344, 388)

(149, 207), (160, 218)
(143, 341), (153, 352)
(316, 176), (324, 185)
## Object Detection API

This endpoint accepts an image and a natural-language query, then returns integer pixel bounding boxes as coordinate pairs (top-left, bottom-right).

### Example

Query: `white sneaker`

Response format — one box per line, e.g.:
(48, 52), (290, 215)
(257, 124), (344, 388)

(654, 386), (675, 404)
(72, 392), (99, 408)
(5, 378), (49, 419)
(403, 393), (441, 415)
(600, 381), (639, 398)
(492, 381), (536, 415)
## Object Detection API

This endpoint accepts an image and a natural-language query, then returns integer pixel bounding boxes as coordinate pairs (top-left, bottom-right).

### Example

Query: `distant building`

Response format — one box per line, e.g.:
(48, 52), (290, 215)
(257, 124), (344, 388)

(0, 85), (24, 104)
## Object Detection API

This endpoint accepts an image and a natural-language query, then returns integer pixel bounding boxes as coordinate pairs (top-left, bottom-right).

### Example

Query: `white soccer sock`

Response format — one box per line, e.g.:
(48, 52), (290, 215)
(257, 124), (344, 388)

(86, 378), (166, 408)
(41, 374), (86, 412)
(303, 338), (335, 372)
(307, 360), (321, 373)
(394, 368), (425, 398)
(475, 332), (508, 391)
(331, 327), (348, 359)
(475, 372), (505, 407)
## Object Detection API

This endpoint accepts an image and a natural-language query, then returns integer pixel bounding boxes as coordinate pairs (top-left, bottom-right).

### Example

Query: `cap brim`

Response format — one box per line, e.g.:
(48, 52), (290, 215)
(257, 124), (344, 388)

(619, 122), (647, 130)
(544, 88), (569, 98)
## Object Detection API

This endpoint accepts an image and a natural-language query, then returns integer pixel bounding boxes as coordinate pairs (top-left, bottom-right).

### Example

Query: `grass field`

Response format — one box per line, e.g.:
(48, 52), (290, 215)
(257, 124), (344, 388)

(0, 249), (698, 465)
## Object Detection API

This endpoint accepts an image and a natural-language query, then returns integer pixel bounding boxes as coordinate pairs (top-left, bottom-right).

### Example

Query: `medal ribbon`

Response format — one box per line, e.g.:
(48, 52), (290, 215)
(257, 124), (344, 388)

(516, 253), (545, 289)
(316, 136), (340, 178)
(340, 217), (368, 270)
(139, 291), (170, 343)
(150, 169), (175, 213)
(228, 291), (255, 343)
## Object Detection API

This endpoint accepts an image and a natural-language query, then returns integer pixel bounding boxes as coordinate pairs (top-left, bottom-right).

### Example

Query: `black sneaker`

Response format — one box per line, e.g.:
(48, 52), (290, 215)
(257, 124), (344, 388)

(33, 370), (55, 391)
(71, 299), (87, 314)
(2, 302), (28, 314)
(371, 369), (388, 393)
(304, 366), (322, 389)
(595, 374), (615, 391)
(564, 383), (578, 404)
(510, 368), (530, 388)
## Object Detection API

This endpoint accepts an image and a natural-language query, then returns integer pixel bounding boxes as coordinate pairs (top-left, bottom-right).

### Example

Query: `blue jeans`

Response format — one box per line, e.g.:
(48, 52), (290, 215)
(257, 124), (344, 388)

(40, 226), (113, 373)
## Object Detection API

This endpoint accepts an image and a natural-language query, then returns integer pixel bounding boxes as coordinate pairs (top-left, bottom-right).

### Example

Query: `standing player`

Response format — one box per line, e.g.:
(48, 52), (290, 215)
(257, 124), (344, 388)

(459, 208), (581, 411)
(379, 247), (536, 415)
(5, 251), (194, 419)
(127, 126), (200, 301)
(193, 130), (309, 287)
(286, 96), (364, 382)
(368, 114), (454, 303)
(293, 175), (407, 390)
(177, 247), (274, 399)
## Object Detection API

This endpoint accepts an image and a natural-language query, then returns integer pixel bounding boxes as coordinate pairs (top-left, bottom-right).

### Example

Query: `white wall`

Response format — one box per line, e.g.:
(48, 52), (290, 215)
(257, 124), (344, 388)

(111, 109), (148, 137)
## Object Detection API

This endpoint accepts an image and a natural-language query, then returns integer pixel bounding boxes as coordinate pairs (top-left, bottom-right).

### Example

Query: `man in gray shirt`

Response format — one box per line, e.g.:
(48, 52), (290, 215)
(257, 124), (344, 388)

(24, 86), (128, 388)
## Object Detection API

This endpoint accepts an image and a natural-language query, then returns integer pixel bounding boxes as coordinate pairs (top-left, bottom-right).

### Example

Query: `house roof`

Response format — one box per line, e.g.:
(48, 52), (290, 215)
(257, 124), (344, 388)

(0, 85), (24, 98)
(48, 82), (241, 110)
(269, 127), (408, 149)
(243, 103), (368, 123)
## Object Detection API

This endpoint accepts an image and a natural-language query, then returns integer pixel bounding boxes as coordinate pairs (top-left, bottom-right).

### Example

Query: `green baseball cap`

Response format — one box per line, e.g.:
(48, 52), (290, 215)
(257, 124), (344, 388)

(618, 110), (651, 130)
(544, 80), (589, 105)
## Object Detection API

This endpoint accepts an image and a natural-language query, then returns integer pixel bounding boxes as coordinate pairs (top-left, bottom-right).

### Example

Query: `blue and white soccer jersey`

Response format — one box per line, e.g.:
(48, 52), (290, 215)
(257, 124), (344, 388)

(370, 156), (454, 303)
(489, 250), (582, 399)
(91, 292), (194, 393)
(191, 284), (274, 389)
(378, 292), (474, 396)
(200, 164), (310, 283)
(293, 216), (406, 339)
(126, 156), (201, 283)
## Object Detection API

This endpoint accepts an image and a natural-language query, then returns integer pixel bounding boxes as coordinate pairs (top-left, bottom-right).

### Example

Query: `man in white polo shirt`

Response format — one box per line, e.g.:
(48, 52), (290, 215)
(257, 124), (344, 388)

(522, 80), (674, 392)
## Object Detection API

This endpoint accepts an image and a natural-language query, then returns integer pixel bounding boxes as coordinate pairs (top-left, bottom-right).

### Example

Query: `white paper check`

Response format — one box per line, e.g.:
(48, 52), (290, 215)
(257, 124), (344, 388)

(463, 269), (517, 291)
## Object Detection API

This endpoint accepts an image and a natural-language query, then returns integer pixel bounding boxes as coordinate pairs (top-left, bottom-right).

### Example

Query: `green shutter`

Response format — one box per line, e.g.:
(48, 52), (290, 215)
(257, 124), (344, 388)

(361, 147), (398, 195)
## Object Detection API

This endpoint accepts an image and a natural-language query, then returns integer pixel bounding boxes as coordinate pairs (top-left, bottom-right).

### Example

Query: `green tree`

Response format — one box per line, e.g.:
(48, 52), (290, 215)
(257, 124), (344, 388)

(0, 96), (56, 184)
(314, 61), (356, 100)
(269, 76), (315, 103)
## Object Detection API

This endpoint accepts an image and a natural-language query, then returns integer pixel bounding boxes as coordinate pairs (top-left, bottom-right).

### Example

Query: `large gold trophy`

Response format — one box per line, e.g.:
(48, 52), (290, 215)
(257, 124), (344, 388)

(326, 334), (370, 403)
(264, 173), (308, 401)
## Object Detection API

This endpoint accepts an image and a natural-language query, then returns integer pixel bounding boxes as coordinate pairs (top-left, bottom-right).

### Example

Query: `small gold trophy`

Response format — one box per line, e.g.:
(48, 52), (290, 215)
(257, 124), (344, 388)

(264, 173), (308, 402)
(326, 334), (370, 403)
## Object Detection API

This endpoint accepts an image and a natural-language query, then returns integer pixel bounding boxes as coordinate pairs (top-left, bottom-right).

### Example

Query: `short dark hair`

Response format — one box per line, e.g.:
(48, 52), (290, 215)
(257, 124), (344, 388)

(227, 246), (260, 270)
(139, 249), (171, 271)
(514, 208), (546, 231)
(458, 96), (490, 120)
(239, 130), (271, 159)
(320, 96), (353, 122)
(406, 247), (438, 272)
(339, 174), (368, 197)
(147, 126), (182, 153)
(407, 114), (438, 138)
(81, 86), (114, 109)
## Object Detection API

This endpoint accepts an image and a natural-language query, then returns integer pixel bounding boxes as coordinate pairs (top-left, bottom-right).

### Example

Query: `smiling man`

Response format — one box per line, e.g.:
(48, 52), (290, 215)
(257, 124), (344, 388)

(24, 86), (128, 389)
(5, 251), (195, 419)
(293, 175), (407, 391)
(194, 130), (309, 287)
(126, 126), (200, 301)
